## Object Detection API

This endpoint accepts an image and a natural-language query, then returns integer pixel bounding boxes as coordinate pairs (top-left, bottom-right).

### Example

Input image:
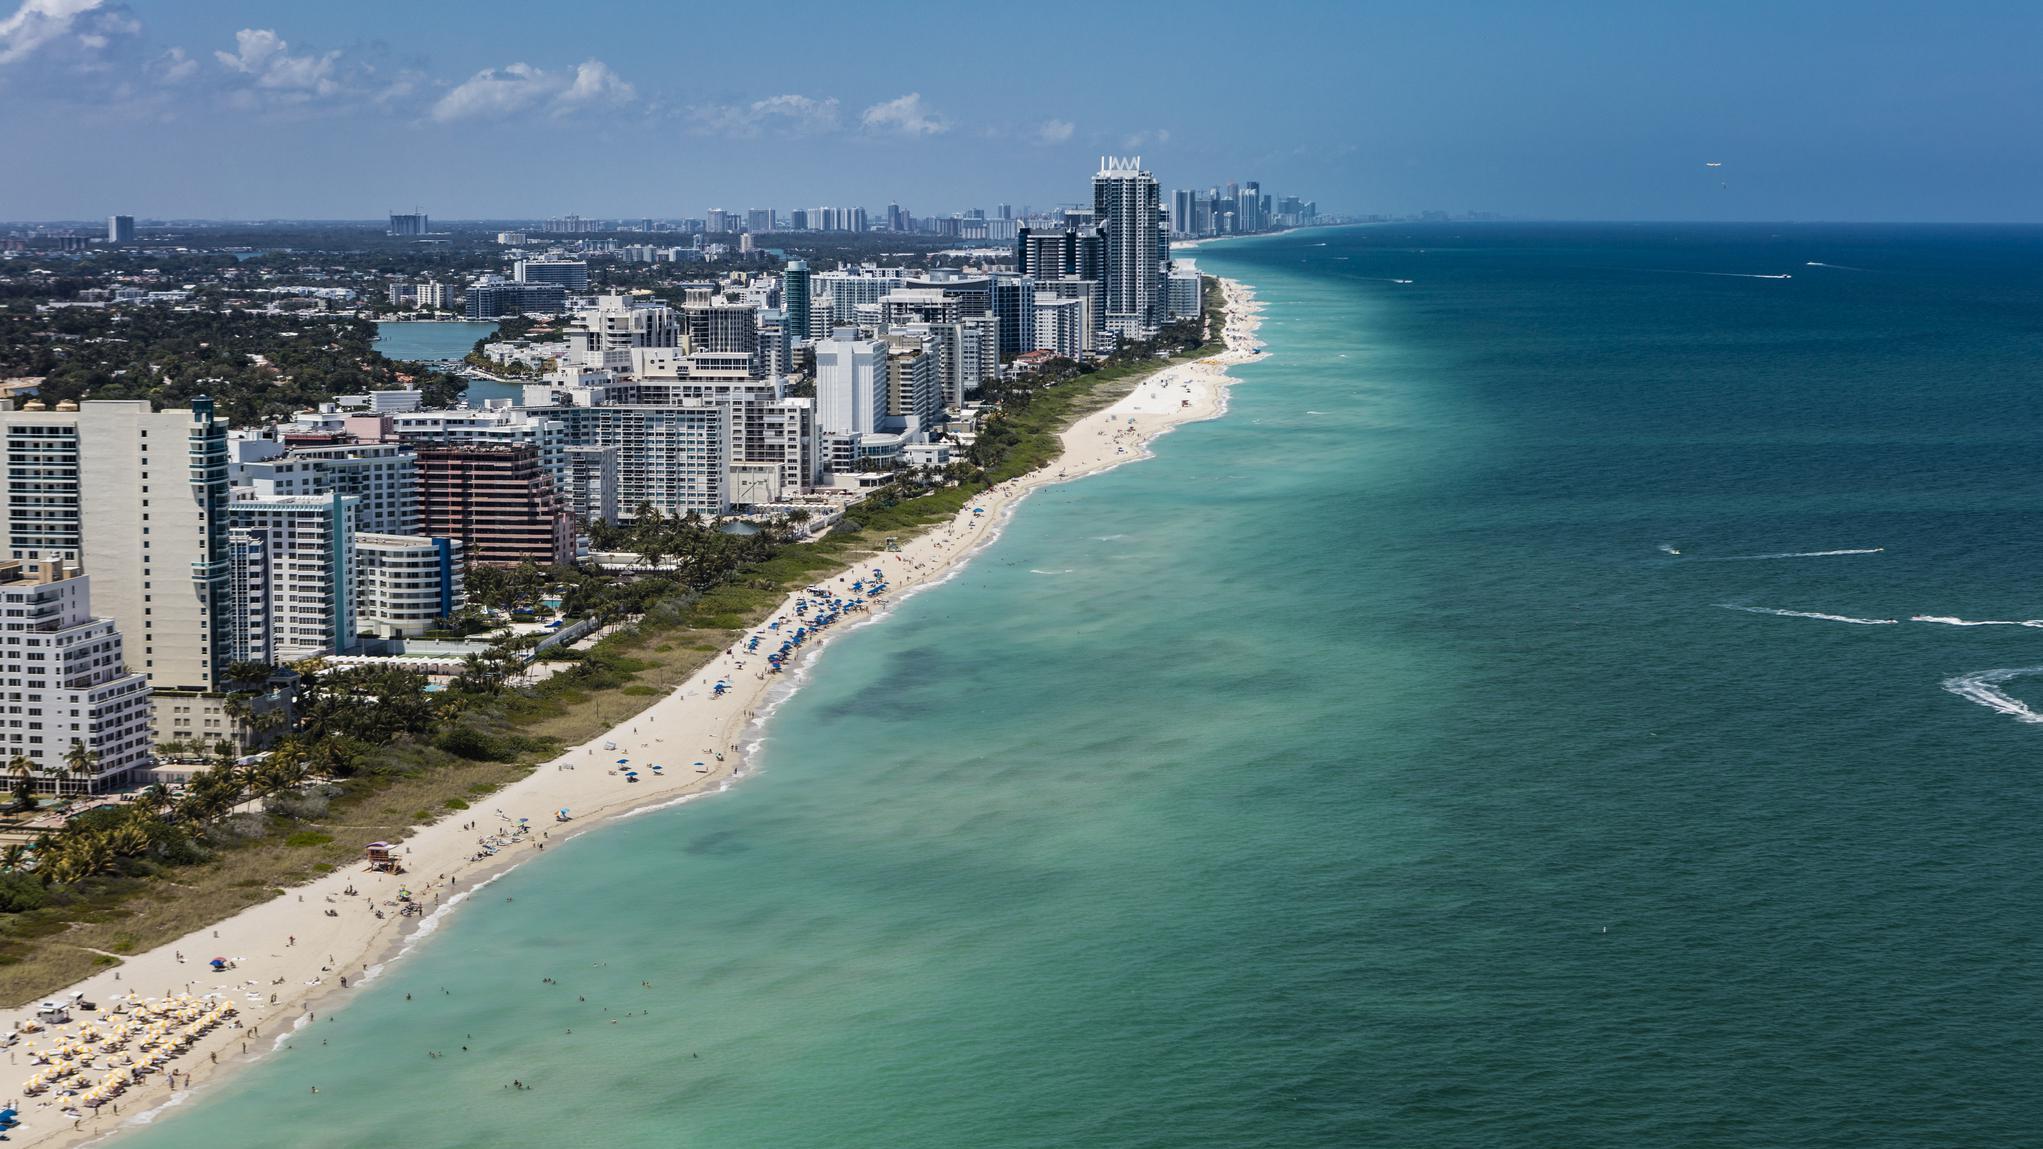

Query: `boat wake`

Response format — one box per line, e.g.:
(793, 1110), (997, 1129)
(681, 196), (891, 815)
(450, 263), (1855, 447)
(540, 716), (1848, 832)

(1912, 615), (2043, 628)
(1942, 667), (2043, 724)
(1804, 261), (1868, 271)
(1649, 269), (1793, 280)
(1028, 568), (1075, 575)
(1721, 604), (1899, 625)
(1686, 547), (1885, 562)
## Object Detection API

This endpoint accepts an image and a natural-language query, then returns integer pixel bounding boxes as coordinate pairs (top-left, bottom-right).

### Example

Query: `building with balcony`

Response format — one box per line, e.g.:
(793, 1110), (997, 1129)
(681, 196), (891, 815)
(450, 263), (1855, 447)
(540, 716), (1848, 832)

(0, 558), (152, 793)
(416, 444), (573, 566)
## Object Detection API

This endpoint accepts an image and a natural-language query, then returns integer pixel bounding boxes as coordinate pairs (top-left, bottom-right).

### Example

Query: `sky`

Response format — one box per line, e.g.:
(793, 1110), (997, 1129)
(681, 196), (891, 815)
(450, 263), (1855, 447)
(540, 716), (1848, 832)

(1, 0), (2041, 223)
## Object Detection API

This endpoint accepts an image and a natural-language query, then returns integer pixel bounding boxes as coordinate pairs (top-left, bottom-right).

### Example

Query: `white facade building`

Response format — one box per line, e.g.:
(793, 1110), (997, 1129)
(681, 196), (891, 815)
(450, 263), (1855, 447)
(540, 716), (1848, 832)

(356, 534), (463, 639)
(815, 330), (887, 438)
(0, 559), (153, 793)
(228, 492), (358, 661)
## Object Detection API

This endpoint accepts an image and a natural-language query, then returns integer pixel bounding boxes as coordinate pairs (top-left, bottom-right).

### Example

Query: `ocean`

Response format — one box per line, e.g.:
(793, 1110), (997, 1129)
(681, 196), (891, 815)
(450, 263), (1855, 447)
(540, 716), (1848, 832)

(128, 225), (2043, 1147)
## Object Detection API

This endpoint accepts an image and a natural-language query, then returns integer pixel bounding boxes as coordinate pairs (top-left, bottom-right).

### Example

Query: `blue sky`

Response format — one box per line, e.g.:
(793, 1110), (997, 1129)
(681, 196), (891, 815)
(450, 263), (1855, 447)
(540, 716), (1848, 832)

(1, 0), (2039, 222)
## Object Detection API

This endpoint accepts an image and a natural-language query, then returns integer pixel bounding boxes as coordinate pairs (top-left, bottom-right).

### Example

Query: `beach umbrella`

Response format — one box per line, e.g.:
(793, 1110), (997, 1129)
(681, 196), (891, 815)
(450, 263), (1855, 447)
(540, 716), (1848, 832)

(615, 758), (630, 765)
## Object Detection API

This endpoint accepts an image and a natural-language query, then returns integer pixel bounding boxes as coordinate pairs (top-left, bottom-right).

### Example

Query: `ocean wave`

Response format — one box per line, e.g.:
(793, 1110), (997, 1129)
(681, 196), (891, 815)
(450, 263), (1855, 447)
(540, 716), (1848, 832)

(1721, 605), (1899, 625)
(1942, 667), (2043, 723)
(1028, 568), (1075, 575)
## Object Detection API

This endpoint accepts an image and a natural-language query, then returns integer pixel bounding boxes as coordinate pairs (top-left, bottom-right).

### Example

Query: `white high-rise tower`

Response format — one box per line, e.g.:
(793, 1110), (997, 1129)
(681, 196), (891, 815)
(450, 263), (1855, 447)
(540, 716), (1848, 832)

(1092, 157), (1164, 337)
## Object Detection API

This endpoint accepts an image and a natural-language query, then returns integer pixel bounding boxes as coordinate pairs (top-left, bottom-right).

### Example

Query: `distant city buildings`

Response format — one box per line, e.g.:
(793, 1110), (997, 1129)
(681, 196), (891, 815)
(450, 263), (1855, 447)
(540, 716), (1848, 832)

(107, 215), (135, 244)
(387, 212), (428, 237)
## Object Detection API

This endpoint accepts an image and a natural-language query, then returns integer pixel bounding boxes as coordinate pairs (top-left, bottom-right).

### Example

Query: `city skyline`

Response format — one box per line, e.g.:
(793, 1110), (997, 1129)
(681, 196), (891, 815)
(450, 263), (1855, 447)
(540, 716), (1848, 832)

(5, 0), (2043, 222)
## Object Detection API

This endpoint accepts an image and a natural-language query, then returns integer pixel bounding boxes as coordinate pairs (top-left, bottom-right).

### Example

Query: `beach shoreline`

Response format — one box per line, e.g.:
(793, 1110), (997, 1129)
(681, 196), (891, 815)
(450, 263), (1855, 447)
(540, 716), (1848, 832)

(9, 277), (1266, 1148)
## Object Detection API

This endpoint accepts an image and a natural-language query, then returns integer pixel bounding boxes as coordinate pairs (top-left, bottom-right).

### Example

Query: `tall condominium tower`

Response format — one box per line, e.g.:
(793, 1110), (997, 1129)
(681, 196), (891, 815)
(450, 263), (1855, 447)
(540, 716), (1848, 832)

(1092, 156), (1165, 336)
(0, 398), (234, 745)
(781, 261), (812, 341)
(107, 215), (136, 243)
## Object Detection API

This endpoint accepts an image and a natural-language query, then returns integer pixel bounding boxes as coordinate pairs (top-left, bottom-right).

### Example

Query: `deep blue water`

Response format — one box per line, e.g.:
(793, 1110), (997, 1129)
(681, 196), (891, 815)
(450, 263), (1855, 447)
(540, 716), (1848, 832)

(124, 225), (2043, 1147)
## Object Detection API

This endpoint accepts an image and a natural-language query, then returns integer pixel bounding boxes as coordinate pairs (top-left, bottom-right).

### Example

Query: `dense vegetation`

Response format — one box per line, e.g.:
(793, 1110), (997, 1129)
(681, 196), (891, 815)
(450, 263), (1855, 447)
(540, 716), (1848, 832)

(0, 306), (464, 422)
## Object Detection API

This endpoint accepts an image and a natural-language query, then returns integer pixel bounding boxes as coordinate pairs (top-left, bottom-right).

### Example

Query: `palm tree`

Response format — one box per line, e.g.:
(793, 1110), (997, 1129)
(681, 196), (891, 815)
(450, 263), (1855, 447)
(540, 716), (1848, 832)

(8, 753), (35, 805)
(61, 739), (96, 798)
(0, 844), (26, 873)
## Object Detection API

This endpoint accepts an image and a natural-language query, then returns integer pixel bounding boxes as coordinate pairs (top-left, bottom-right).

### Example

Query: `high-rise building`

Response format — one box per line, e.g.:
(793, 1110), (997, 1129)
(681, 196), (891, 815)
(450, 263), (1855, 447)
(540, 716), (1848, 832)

(387, 212), (428, 237)
(1093, 157), (1165, 336)
(515, 259), (590, 293)
(228, 492), (358, 660)
(781, 261), (812, 343)
(0, 398), (234, 741)
(1170, 189), (1194, 238)
(232, 440), (419, 535)
(562, 445), (620, 527)
(989, 274), (1036, 357)
(107, 215), (136, 244)
(416, 444), (574, 566)
(0, 558), (152, 793)
(815, 330), (886, 438)
(746, 208), (774, 234)
(464, 277), (567, 319)
(1168, 266), (1204, 321)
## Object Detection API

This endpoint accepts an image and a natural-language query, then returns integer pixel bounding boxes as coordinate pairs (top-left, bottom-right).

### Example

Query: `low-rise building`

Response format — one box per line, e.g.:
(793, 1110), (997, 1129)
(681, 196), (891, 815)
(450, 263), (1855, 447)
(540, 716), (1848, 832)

(356, 534), (464, 638)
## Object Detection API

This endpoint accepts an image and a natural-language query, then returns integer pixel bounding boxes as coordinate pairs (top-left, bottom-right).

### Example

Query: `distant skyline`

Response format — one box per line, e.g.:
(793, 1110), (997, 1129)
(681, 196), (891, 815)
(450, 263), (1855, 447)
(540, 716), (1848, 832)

(2, 0), (2041, 222)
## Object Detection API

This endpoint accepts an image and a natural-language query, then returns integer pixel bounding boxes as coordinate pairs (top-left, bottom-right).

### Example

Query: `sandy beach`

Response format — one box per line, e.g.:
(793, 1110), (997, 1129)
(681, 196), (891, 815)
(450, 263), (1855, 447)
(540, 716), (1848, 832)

(2, 277), (1265, 1148)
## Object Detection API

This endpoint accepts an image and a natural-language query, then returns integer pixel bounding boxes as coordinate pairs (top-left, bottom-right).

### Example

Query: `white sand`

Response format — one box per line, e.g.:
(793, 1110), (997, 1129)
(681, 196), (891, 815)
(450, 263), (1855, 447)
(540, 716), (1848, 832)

(5, 278), (1265, 1147)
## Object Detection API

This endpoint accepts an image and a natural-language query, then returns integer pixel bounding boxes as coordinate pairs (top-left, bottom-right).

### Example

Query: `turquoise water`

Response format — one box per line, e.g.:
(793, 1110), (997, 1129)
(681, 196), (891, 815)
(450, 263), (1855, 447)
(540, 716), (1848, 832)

(128, 226), (2043, 1147)
(373, 321), (497, 362)
(374, 321), (522, 405)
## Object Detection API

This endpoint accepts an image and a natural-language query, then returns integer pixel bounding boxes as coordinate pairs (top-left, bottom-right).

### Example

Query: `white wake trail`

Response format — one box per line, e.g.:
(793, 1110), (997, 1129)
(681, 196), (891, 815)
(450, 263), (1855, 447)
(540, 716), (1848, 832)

(1943, 667), (2043, 724)
(1721, 605), (1900, 625)
(1686, 547), (1885, 562)
(1911, 615), (2043, 628)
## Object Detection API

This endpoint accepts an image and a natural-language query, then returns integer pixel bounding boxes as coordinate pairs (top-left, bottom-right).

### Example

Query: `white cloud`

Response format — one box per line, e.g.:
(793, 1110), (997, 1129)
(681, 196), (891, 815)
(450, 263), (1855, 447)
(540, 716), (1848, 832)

(556, 59), (632, 111)
(1121, 128), (1172, 149)
(860, 92), (947, 136)
(1033, 118), (1075, 145)
(214, 27), (339, 98)
(0, 0), (108, 66)
(153, 44), (194, 82)
(688, 92), (840, 137)
(432, 57), (634, 122)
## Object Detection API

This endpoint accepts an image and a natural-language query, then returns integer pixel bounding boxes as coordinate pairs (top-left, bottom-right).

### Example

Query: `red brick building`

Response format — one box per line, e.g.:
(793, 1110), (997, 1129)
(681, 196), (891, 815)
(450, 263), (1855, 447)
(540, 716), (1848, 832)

(415, 444), (573, 566)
